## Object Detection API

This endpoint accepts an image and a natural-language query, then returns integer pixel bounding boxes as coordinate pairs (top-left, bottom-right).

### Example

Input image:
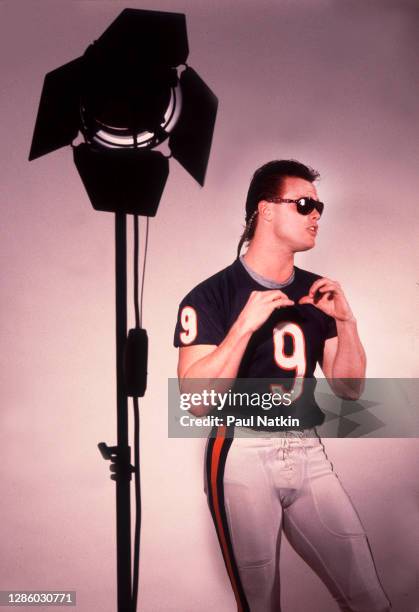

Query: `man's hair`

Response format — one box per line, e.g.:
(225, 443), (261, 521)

(237, 159), (320, 257)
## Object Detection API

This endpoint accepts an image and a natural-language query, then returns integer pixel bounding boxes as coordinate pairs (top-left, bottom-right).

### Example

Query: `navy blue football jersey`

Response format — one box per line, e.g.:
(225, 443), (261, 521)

(174, 259), (337, 428)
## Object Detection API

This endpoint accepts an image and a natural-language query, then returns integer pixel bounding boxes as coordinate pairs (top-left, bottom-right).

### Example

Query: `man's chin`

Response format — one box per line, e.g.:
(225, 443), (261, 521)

(295, 241), (316, 253)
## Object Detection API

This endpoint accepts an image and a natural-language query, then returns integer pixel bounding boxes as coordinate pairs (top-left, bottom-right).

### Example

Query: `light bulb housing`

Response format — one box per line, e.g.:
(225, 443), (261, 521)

(29, 8), (218, 216)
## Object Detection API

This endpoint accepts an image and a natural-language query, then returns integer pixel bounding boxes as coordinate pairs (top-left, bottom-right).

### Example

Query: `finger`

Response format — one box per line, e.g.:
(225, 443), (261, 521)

(272, 295), (294, 303)
(300, 293), (332, 306)
(272, 296), (294, 307)
(308, 278), (334, 297)
(263, 289), (291, 300)
(315, 285), (337, 294)
(313, 290), (332, 304)
(300, 294), (331, 307)
(311, 287), (336, 305)
(313, 281), (342, 298)
(275, 300), (295, 308)
(307, 278), (328, 296)
(298, 296), (314, 305)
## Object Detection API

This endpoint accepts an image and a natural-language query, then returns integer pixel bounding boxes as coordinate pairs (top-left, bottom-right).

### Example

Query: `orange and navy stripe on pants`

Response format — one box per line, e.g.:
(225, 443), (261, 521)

(205, 426), (250, 612)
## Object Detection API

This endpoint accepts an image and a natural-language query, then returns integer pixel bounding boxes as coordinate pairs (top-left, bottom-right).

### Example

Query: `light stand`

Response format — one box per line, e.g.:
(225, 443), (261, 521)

(98, 212), (133, 611)
(29, 8), (218, 612)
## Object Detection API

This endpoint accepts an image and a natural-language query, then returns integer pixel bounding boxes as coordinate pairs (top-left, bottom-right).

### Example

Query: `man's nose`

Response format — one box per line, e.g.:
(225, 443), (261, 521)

(310, 209), (320, 221)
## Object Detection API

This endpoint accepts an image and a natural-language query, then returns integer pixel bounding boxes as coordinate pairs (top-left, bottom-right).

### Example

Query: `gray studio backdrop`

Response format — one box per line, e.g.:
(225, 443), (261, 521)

(1, 1), (418, 611)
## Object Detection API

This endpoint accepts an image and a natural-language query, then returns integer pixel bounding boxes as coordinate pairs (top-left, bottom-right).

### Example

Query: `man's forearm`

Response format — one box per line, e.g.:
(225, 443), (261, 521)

(331, 319), (366, 398)
(184, 319), (252, 379)
(181, 320), (252, 415)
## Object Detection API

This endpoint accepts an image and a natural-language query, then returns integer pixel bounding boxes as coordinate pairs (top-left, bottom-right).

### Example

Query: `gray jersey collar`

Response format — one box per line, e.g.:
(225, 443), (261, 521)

(239, 256), (295, 289)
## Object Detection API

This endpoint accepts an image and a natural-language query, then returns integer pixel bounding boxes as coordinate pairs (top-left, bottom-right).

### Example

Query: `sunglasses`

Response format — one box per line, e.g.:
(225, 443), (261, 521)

(268, 197), (324, 216)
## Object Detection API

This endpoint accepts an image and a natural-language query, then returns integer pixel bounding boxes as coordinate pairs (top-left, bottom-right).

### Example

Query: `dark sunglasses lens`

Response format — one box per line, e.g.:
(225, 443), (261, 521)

(296, 198), (313, 215)
(296, 198), (324, 216)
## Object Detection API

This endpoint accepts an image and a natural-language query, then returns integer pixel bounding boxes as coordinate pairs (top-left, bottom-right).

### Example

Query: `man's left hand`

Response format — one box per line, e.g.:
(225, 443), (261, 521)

(298, 278), (355, 322)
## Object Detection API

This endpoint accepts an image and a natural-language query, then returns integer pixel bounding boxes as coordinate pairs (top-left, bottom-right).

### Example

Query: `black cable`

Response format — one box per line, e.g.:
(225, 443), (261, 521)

(131, 215), (149, 611)
(131, 396), (141, 612)
(131, 214), (141, 611)
(133, 215), (140, 329)
(140, 217), (149, 327)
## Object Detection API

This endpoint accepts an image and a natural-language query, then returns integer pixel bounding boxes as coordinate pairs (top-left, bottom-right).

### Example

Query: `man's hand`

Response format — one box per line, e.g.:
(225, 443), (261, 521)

(298, 278), (354, 322)
(236, 289), (294, 334)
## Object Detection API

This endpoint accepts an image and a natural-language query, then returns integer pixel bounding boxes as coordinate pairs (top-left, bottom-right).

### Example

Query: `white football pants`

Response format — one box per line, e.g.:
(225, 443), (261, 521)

(205, 428), (391, 612)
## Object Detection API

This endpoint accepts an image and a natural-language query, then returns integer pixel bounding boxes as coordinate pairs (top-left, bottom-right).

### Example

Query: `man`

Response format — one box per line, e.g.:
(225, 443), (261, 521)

(174, 160), (391, 611)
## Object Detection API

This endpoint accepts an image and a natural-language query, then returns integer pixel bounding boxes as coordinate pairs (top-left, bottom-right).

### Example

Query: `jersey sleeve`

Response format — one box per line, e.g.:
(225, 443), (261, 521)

(173, 286), (226, 347)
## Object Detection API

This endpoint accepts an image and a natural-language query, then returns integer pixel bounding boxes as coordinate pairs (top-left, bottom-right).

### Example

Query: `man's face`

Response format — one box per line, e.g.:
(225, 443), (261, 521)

(266, 176), (321, 252)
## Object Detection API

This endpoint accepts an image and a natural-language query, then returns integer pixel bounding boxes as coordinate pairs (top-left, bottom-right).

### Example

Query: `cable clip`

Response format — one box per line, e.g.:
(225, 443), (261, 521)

(98, 442), (134, 482)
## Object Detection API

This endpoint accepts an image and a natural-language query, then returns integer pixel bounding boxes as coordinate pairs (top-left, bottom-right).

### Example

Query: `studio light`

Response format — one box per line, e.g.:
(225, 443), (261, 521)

(29, 8), (218, 215)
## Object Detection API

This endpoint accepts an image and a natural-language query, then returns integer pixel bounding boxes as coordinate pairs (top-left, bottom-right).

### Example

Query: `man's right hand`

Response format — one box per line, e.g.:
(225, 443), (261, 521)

(235, 290), (294, 335)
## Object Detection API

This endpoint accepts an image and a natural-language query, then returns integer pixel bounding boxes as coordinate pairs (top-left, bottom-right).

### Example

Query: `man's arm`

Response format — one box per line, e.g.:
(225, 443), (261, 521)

(321, 320), (366, 399)
(177, 289), (294, 416)
(177, 327), (251, 417)
(299, 277), (366, 399)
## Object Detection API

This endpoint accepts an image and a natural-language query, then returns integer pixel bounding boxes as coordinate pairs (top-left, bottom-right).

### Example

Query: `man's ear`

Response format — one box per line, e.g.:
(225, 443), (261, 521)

(258, 200), (272, 221)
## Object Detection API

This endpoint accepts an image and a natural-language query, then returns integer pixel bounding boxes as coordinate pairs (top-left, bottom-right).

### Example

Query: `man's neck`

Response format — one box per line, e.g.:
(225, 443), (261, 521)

(243, 238), (295, 284)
